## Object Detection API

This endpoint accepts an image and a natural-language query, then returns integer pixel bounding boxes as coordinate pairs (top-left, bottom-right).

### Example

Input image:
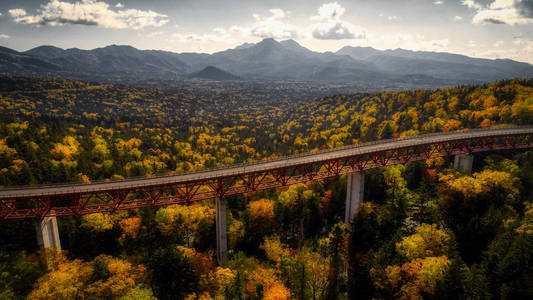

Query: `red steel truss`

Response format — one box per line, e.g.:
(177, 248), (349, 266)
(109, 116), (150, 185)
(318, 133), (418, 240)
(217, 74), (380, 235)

(1, 127), (533, 220)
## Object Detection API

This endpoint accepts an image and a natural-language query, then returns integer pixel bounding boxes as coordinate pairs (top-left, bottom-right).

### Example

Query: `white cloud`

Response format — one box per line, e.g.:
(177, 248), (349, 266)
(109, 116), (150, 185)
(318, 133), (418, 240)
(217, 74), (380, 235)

(8, 8), (27, 18)
(9, 0), (168, 29)
(463, 0), (533, 25)
(461, 0), (482, 10)
(311, 2), (346, 20)
(434, 1), (444, 5)
(230, 8), (303, 39)
(115, 3), (123, 8)
(0, 34), (9, 39)
(309, 2), (366, 40)
(388, 16), (398, 21)
(311, 20), (366, 40)
(171, 2), (365, 51)
(250, 9), (303, 39)
(455, 15), (463, 20)
(229, 2), (366, 41)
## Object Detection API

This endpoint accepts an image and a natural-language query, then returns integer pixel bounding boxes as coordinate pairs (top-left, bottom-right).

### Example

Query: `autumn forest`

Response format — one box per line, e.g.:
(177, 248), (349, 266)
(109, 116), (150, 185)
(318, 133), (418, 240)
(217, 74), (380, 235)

(1, 76), (533, 300)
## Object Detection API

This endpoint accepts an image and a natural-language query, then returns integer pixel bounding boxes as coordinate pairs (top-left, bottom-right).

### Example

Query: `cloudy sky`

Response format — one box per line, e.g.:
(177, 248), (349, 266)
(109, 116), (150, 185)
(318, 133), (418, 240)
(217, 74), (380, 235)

(0, 0), (532, 63)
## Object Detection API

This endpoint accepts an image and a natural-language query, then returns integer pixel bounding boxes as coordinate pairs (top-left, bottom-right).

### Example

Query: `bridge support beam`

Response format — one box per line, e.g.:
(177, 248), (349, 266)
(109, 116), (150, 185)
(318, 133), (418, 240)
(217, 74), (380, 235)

(345, 172), (365, 230)
(215, 197), (228, 267)
(454, 154), (474, 172)
(35, 216), (61, 250)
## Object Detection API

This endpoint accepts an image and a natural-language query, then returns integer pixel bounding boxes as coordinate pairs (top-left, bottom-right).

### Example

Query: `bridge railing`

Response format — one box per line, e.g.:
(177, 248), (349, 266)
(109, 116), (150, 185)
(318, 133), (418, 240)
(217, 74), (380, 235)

(1, 125), (532, 193)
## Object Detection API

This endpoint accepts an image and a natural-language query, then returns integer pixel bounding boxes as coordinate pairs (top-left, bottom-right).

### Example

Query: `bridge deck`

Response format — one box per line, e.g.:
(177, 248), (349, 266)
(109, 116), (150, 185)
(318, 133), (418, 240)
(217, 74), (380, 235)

(1, 126), (532, 199)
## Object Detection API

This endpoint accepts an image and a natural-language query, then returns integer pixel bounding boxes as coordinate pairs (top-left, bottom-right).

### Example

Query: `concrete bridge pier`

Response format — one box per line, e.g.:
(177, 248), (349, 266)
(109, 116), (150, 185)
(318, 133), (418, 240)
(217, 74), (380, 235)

(215, 197), (228, 267)
(454, 154), (474, 172)
(345, 172), (365, 230)
(35, 216), (61, 250)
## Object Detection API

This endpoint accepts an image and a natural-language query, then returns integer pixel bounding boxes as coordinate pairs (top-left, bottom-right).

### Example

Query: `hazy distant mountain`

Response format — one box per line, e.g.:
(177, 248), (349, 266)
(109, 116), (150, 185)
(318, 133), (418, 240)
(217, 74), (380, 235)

(337, 46), (533, 82)
(184, 38), (380, 81)
(0, 46), (62, 74)
(1, 39), (532, 88)
(19, 45), (188, 82)
(188, 66), (240, 81)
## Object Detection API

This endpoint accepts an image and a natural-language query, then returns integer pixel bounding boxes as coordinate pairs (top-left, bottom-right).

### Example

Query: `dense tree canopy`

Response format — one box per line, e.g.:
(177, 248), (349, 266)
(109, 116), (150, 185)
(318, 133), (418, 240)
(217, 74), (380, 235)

(0, 76), (532, 299)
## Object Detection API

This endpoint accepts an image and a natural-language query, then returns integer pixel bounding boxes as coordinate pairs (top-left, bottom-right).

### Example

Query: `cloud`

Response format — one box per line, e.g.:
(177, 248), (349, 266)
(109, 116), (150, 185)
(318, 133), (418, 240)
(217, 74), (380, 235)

(434, 1), (444, 5)
(463, 0), (533, 25)
(248, 9), (302, 39)
(227, 8), (303, 39)
(461, 0), (482, 10)
(311, 2), (346, 20)
(311, 20), (366, 40)
(309, 2), (366, 40)
(9, 0), (168, 29)
(0, 34), (9, 39)
(9, 9), (27, 18)
(229, 3), (365, 41)
(115, 3), (123, 8)
(455, 15), (463, 20)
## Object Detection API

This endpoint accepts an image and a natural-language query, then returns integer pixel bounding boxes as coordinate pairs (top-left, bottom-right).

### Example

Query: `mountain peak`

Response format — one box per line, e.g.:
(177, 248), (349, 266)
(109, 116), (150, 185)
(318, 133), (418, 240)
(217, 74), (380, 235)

(25, 45), (66, 59)
(189, 66), (240, 81)
(28, 45), (64, 51)
(280, 39), (299, 46)
(102, 44), (137, 50)
(257, 38), (280, 46)
(336, 45), (380, 60)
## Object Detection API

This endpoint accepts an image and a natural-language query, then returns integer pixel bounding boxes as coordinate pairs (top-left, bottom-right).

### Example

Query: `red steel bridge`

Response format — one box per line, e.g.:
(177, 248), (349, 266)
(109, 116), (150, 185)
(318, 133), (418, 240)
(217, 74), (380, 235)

(1, 126), (533, 221)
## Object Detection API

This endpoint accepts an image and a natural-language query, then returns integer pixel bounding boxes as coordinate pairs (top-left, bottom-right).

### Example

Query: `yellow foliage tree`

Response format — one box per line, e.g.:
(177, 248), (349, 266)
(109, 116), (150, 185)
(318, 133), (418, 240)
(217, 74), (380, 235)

(396, 224), (450, 260)
(371, 256), (450, 300)
(155, 204), (215, 246)
(439, 169), (519, 199)
(28, 256), (92, 299)
(119, 217), (142, 239)
(178, 246), (236, 297)
(261, 235), (291, 266)
(81, 213), (114, 232)
(246, 266), (290, 300)
(29, 252), (149, 299)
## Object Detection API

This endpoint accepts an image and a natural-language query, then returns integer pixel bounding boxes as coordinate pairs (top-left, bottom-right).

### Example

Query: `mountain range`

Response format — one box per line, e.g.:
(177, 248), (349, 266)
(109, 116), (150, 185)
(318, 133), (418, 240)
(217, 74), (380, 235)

(1, 38), (532, 88)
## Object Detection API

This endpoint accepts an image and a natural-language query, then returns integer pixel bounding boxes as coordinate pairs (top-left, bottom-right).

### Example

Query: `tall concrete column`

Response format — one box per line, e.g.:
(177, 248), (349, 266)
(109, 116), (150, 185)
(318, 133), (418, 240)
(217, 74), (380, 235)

(35, 216), (61, 250)
(454, 154), (474, 172)
(215, 197), (228, 267)
(345, 172), (365, 229)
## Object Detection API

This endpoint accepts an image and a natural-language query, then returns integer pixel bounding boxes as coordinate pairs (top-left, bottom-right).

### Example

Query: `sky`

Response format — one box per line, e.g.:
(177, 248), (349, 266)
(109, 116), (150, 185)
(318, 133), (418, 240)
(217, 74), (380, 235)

(0, 0), (532, 63)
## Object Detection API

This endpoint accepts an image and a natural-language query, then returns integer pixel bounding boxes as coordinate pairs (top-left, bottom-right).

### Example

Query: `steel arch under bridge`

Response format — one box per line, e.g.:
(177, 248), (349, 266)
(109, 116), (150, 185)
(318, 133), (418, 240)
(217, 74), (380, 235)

(1, 126), (533, 221)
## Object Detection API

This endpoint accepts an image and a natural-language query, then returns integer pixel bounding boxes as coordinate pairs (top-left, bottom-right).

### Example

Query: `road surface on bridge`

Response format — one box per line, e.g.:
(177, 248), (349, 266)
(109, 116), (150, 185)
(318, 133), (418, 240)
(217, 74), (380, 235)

(1, 126), (532, 201)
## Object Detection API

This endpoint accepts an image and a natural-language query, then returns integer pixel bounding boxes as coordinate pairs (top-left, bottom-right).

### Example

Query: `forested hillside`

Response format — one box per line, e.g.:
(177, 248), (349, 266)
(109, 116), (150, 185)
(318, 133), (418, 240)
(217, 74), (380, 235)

(0, 77), (532, 299)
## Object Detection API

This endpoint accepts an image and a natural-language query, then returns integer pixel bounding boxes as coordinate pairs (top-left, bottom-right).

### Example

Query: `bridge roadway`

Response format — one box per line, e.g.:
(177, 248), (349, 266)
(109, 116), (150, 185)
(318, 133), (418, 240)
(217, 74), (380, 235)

(1, 126), (533, 200)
